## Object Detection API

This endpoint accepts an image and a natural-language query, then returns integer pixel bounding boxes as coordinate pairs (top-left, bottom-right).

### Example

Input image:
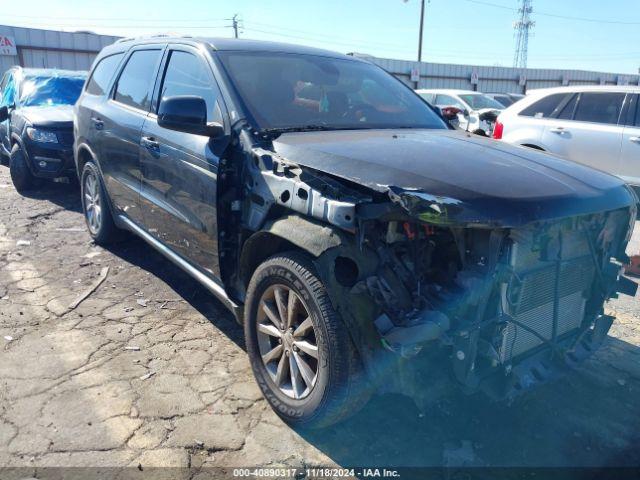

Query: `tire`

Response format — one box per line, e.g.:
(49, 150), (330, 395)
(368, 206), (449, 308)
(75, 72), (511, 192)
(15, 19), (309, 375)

(9, 144), (40, 193)
(245, 251), (370, 429)
(80, 161), (121, 244)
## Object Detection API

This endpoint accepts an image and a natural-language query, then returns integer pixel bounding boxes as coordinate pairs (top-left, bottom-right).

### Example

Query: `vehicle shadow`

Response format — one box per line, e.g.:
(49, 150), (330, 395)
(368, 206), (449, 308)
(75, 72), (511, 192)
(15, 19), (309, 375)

(104, 235), (245, 349)
(297, 335), (640, 470)
(16, 178), (83, 214)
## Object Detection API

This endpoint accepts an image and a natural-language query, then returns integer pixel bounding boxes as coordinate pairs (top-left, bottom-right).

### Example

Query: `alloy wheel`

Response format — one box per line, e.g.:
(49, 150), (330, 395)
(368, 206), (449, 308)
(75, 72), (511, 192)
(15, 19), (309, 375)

(84, 172), (102, 235)
(256, 284), (319, 399)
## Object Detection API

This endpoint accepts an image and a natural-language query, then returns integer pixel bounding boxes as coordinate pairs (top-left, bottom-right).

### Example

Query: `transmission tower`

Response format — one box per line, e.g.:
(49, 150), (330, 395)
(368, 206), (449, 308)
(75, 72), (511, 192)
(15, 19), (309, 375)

(513, 0), (535, 68)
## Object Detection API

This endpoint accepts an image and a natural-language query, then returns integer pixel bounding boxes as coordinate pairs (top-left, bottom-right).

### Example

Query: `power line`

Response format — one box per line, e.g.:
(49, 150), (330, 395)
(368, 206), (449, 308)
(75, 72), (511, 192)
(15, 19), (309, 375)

(460, 0), (640, 25)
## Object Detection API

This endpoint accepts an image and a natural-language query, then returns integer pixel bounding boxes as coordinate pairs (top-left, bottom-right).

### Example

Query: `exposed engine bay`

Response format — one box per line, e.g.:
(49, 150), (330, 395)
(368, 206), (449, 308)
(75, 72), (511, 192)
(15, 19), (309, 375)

(224, 133), (638, 405)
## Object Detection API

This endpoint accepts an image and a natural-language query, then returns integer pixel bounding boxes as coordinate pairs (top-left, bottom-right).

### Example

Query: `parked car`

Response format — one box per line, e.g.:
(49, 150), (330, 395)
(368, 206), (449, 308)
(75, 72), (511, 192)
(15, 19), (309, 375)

(494, 85), (640, 196)
(0, 67), (87, 192)
(75, 36), (637, 428)
(485, 92), (525, 107)
(416, 88), (504, 136)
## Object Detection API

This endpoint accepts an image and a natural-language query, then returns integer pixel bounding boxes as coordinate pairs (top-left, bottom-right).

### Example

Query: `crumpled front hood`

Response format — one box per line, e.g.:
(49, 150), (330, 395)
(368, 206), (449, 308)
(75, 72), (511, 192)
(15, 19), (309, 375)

(272, 129), (635, 227)
(20, 105), (74, 128)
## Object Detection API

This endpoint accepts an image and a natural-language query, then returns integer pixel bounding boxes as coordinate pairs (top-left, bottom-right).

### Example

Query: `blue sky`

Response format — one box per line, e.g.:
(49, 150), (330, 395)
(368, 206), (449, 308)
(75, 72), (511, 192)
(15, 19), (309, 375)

(3, 0), (639, 74)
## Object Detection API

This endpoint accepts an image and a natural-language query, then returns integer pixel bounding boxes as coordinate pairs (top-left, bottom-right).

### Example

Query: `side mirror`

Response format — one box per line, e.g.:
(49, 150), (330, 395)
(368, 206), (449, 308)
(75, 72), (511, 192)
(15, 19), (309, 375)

(0, 106), (8, 123)
(440, 106), (462, 121)
(157, 95), (224, 138)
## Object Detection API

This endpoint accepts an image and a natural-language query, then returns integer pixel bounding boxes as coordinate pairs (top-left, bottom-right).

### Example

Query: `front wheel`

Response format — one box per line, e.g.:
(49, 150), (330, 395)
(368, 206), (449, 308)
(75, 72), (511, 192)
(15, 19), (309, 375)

(244, 252), (370, 429)
(81, 161), (122, 244)
(9, 144), (40, 193)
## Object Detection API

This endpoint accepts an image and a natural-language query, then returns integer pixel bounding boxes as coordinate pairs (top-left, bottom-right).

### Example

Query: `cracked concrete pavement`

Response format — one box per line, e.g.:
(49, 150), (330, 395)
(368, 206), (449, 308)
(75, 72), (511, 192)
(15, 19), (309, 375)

(0, 166), (639, 478)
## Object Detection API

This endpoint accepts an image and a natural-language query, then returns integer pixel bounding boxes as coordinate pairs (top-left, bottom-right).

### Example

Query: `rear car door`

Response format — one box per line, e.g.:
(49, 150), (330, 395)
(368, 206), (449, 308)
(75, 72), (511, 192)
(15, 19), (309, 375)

(619, 93), (640, 186)
(97, 46), (163, 224)
(139, 45), (227, 277)
(541, 91), (625, 173)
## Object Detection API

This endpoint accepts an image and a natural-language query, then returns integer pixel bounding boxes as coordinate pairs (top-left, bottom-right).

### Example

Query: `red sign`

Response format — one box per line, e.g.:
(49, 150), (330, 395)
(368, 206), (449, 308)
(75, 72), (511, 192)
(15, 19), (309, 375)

(0, 36), (17, 56)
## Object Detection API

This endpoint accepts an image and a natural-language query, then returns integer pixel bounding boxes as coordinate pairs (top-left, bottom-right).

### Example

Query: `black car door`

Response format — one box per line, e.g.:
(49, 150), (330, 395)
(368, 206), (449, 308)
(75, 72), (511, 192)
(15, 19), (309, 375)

(97, 46), (163, 224)
(139, 46), (228, 278)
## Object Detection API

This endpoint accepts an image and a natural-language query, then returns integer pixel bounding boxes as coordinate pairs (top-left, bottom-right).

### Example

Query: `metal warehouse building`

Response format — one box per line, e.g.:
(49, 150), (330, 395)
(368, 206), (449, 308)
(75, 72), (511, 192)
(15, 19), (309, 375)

(0, 25), (119, 73)
(352, 53), (640, 93)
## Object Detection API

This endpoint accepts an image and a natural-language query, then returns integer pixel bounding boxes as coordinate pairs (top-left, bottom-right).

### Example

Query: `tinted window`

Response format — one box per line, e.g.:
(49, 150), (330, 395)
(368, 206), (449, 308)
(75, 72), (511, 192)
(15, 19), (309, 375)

(573, 92), (625, 125)
(218, 52), (446, 131)
(159, 50), (222, 124)
(114, 50), (161, 111)
(459, 94), (504, 110)
(635, 96), (640, 127)
(86, 53), (123, 96)
(556, 94), (578, 120)
(492, 95), (513, 107)
(520, 93), (567, 118)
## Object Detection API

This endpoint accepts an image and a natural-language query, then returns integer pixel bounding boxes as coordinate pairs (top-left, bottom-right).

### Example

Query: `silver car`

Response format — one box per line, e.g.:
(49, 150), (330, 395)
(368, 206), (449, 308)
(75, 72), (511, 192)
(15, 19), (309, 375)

(494, 85), (640, 194)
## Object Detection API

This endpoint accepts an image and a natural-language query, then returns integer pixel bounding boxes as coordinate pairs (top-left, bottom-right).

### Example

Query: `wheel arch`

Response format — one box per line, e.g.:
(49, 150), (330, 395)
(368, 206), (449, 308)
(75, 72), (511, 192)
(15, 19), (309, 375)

(239, 214), (344, 289)
(75, 142), (100, 177)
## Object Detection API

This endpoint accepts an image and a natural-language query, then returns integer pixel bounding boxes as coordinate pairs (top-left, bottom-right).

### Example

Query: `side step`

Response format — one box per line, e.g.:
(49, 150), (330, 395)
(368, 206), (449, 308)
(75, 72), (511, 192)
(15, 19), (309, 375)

(117, 215), (243, 322)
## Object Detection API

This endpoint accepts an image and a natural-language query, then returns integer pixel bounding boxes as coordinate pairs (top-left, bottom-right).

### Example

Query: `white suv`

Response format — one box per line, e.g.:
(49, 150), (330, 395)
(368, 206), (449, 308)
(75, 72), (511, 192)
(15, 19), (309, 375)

(494, 85), (640, 192)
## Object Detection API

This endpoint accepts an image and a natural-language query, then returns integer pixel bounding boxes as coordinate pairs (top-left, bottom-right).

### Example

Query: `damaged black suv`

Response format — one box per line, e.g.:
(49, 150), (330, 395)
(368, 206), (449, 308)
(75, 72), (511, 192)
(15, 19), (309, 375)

(75, 37), (637, 428)
(0, 67), (86, 192)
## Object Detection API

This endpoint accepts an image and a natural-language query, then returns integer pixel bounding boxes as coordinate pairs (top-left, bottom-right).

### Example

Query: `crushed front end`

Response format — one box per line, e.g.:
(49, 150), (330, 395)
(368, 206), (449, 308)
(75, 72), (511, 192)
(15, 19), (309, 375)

(345, 204), (637, 404)
(236, 144), (637, 407)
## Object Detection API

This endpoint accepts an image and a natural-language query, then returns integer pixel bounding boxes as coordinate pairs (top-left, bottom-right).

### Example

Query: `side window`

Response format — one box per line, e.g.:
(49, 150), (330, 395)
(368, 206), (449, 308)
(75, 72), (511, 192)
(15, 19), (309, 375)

(556, 94), (578, 120)
(86, 53), (124, 96)
(573, 92), (625, 125)
(0, 72), (8, 96)
(635, 96), (640, 127)
(0, 74), (16, 107)
(419, 93), (434, 103)
(519, 93), (567, 118)
(435, 94), (462, 109)
(158, 50), (223, 124)
(114, 49), (162, 111)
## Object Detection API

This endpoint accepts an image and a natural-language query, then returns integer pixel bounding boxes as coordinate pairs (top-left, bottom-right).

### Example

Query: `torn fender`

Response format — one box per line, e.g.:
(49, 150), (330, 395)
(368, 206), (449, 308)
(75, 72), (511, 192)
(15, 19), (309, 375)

(263, 214), (344, 256)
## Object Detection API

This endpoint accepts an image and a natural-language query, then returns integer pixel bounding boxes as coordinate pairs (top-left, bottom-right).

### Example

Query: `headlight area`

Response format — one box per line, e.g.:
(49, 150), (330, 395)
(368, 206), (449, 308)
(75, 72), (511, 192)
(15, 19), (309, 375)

(26, 127), (58, 144)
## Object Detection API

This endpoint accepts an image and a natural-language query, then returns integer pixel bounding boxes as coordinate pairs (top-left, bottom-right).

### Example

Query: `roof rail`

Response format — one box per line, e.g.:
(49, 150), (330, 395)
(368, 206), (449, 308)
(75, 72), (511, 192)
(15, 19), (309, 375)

(115, 33), (191, 44)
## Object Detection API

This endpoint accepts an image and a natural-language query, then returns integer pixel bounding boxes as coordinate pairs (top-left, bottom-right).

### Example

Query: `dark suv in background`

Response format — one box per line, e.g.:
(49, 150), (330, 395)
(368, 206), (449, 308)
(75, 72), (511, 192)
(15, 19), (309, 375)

(74, 36), (636, 428)
(0, 67), (87, 192)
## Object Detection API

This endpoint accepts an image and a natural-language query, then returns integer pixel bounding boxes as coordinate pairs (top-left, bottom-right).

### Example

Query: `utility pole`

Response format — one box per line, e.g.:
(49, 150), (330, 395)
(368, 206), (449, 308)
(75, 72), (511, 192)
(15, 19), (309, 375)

(232, 14), (239, 39)
(513, 0), (534, 68)
(403, 0), (428, 62)
(417, 0), (425, 62)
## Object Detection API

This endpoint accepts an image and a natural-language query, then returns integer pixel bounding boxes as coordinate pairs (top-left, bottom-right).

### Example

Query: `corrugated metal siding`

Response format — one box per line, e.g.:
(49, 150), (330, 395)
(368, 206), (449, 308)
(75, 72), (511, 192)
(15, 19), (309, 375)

(356, 54), (640, 93)
(0, 25), (120, 74)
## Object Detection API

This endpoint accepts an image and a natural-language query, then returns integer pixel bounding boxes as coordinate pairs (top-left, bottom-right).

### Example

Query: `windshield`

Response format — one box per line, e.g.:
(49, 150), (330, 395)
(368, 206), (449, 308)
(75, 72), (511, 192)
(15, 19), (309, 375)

(459, 93), (504, 111)
(20, 75), (86, 107)
(217, 52), (447, 131)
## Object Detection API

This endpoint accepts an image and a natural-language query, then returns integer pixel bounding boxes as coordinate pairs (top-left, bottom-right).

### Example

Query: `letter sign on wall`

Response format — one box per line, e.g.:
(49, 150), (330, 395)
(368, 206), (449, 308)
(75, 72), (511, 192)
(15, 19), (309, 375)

(0, 36), (17, 56)
(410, 67), (420, 83)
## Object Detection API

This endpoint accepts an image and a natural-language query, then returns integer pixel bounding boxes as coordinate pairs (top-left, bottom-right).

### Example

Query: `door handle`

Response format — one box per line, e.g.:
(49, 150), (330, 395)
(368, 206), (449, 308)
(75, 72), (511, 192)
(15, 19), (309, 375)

(630, 136), (640, 144)
(549, 127), (568, 134)
(91, 117), (104, 130)
(141, 136), (159, 150)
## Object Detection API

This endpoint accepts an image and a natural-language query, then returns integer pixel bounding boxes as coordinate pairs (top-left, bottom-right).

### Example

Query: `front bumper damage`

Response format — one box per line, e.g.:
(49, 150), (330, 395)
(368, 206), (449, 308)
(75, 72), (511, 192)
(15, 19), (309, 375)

(241, 144), (638, 407)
